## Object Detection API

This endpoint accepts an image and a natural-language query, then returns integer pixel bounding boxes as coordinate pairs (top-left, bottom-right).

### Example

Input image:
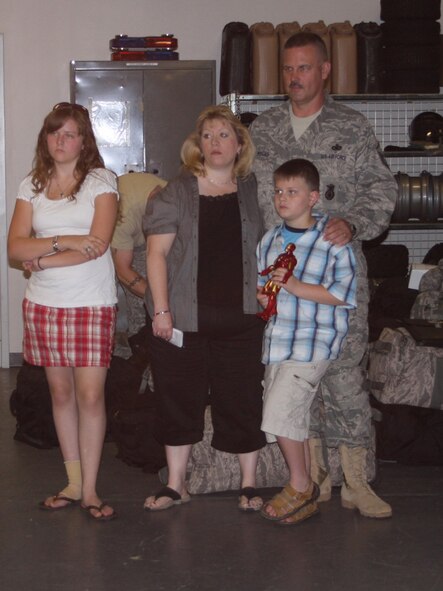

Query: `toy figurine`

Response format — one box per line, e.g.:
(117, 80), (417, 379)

(257, 243), (297, 321)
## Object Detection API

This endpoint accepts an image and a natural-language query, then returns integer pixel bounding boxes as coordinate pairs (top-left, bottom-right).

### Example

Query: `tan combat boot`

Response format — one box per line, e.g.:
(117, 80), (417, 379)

(339, 445), (392, 518)
(308, 438), (332, 502)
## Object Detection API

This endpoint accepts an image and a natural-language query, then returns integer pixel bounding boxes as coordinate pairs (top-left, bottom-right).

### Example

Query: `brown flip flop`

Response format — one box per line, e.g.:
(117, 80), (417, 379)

(81, 502), (116, 521)
(39, 493), (79, 511)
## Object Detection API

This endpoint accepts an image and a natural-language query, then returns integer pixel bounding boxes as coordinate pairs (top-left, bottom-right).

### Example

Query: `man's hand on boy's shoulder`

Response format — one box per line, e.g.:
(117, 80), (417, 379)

(323, 217), (354, 246)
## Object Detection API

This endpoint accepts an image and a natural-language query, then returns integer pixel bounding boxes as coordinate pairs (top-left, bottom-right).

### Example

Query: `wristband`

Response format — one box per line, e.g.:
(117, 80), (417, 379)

(37, 257), (44, 270)
(154, 310), (170, 316)
(52, 236), (60, 252)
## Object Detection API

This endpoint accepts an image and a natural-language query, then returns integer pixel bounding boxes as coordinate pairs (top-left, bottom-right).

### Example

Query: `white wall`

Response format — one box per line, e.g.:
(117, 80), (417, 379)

(0, 0), (381, 355)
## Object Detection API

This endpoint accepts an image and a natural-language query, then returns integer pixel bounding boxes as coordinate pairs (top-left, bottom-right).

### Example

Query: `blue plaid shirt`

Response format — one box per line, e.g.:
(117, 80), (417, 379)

(257, 215), (357, 364)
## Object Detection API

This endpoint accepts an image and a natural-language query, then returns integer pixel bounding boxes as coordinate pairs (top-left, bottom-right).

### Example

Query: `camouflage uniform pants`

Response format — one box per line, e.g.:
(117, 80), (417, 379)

(310, 278), (372, 448)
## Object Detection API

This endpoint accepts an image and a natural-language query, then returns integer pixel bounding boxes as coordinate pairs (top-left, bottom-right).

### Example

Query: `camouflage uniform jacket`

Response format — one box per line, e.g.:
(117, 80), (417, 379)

(250, 94), (398, 303)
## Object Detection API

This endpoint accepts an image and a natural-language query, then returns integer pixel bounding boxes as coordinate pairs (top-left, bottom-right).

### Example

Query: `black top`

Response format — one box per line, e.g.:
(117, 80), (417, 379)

(198, 192), (243, 308)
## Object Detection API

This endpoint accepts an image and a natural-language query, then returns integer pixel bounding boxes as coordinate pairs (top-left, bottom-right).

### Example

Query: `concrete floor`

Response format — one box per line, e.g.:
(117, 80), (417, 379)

(1, 366), (442, 591)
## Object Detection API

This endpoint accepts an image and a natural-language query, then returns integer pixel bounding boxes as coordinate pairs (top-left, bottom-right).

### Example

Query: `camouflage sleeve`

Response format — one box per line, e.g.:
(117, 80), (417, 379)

(250, 114), (284, 230)
(348, 122), (398, 241)
(250, 101), (399, 241)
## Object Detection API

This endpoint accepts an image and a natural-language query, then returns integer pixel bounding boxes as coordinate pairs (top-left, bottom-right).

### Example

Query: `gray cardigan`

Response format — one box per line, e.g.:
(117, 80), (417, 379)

(143, 170), (264, 332)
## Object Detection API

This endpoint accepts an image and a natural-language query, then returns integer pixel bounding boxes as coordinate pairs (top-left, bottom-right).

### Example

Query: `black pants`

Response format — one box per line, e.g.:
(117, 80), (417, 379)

(148, 306), (267, 454)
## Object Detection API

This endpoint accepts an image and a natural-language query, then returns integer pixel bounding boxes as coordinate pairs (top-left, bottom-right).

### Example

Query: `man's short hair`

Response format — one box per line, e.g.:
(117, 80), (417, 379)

(284, 32), (328, 62)
(274, 158), (320, 192)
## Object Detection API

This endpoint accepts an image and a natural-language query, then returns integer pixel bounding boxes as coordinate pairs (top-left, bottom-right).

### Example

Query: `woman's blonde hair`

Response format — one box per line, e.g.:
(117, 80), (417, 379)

(181, 105), (255, 179)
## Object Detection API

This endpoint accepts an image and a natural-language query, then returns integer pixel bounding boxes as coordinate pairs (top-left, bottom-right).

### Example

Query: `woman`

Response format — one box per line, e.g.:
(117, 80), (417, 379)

(8, 102), (118, 521)
(143, 105), (266, 512)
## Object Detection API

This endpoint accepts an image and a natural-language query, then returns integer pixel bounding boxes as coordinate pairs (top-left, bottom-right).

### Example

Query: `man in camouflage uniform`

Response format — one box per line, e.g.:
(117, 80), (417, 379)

(250, 32), (397, 518)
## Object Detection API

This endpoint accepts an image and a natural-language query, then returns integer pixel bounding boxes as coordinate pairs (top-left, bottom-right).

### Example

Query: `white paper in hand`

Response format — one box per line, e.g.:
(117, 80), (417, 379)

(169, 328), (184, 347)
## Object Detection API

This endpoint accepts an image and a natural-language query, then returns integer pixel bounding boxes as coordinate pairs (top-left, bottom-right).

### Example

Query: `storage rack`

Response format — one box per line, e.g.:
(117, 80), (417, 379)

(223, 92), (443, 262)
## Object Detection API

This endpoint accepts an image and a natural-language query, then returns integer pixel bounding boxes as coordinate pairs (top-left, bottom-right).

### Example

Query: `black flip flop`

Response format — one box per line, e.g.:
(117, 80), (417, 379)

(238, 486), (263, 512)
(144, 486), (191, 511)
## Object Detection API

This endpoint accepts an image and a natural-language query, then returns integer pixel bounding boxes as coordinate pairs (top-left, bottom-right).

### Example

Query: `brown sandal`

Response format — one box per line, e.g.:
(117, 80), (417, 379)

(277, 501), (320, 526)
(260, 481), (319, 521)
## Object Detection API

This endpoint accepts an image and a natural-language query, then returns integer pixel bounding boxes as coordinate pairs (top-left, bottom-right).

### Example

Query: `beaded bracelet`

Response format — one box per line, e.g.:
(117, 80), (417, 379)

(154, 310), (170, 316)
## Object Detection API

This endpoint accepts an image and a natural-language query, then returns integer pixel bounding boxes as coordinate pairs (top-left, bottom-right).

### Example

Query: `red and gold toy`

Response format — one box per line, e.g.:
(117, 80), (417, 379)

(257, 243), (297, 321)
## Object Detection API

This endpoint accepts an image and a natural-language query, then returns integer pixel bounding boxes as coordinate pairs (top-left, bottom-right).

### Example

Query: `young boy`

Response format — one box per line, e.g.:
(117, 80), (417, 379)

(256, 158), (357, 525)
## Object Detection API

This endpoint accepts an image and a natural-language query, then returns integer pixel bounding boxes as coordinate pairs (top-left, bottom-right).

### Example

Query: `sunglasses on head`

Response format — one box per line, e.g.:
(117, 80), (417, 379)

(52, 102), (89, 114)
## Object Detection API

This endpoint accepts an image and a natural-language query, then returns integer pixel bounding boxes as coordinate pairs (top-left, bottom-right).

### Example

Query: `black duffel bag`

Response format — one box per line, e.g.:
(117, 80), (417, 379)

(371, 395), (443, 466)
(9, 362), (58, 449)
(106, 328), (166, 473)
(380, 0), (441, 21)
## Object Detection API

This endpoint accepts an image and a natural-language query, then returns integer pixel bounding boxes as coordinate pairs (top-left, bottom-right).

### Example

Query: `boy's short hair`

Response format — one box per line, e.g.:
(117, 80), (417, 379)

(274, 158), (320, 192)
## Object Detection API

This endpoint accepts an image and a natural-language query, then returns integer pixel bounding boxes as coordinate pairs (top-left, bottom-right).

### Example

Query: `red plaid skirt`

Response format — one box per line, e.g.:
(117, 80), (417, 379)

(22, 299), (116, 367)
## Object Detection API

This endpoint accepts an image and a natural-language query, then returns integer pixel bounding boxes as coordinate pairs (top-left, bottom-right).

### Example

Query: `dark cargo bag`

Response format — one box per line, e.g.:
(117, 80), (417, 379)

(106, 328), (166, 473)
(371, 395), (443, 466)
(381, 20), (440, 47)
(382, 68), (440, 94)
(9, 363), (58, 449)
(380, 0), (441, 21)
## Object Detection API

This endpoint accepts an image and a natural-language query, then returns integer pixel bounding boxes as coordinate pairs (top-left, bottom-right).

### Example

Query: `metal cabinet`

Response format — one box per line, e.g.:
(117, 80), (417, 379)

(71, 60), (216, 179)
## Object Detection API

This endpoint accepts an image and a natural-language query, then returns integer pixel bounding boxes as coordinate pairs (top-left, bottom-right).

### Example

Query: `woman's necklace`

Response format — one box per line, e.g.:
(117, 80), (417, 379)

(206, 175), (236, 187)
(52, 176), (73, 199)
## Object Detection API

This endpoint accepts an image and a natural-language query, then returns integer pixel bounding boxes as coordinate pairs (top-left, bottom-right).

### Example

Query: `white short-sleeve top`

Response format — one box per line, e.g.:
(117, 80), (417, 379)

(17, 168), (118, 308)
